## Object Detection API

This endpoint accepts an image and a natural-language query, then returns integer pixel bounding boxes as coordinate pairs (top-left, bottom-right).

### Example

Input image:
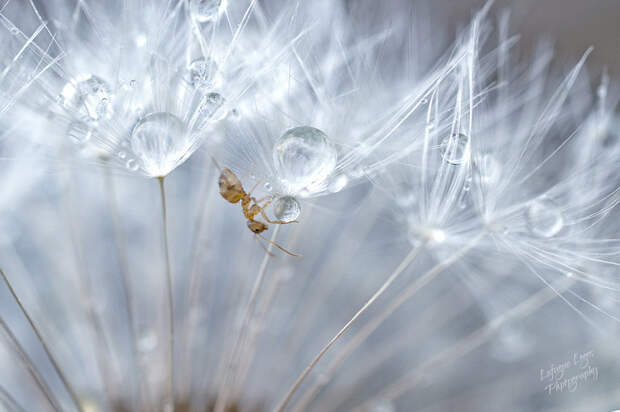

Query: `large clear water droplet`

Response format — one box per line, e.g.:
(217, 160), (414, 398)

(59, 75), (113, 121)
(67, 121), (93, 144)
(273, 126), (337, 194)
(440, 132), (469, 165)
(130, 112), (189, 177)
(273, 196), (300, 222)
(188, 57), (221, 90)
(189, 0), (223, 22)
(525, 198), (564, 238)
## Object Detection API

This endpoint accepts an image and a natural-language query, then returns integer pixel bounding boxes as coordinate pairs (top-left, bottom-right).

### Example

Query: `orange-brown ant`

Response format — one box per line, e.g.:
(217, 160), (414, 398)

(214, 160), (301, 257)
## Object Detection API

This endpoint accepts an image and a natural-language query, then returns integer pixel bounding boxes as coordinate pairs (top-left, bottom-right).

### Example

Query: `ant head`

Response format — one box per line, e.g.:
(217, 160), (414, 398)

(219, 168), (245, 203)
(247, 220), (268, 234)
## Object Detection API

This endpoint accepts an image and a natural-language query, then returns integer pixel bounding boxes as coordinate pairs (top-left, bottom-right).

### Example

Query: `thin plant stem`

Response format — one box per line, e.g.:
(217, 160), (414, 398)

(102, 163), (142, 410)
(272, 240), (427, 412)
(0, 269), (83, 412)
(213, 225), (281, 412)
(354, 276), (574, 411)
(0, 385), (27, 412)
(290, 233), (486, 412)
(158, 176), (175, 410)
(0, 316), (62, 411)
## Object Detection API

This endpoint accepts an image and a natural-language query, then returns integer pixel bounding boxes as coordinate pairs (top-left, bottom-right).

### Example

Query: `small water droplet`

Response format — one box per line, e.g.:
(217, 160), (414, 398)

(440, 133), (469, 165)
(476, 154), (501, 185)
(327, 174), (348, 193)
(273, 196), (300, 222)
(59, 75), (113, 120)
(201, 92), (226, 121)
(189, 0), (223, 22)
(67, 121), (93, 144)
(273, 126), (337, 195)
(118, 151), (126, 159)
(525, 197), (564, 238)
(9, 27), (19, 36)
(264, 182), (272, 191)
(126, 158), (139, 171)
(187, 57), (221, 89)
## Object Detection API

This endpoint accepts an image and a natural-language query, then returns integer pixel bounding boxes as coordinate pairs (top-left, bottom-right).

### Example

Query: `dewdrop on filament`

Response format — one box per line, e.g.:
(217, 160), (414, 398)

(525, 197), (564, 238)
(440, 132), (470, 165)
(273, 196), (301, 222)
(189, 0), (225, 22)
(272, 126), (338, 195)
(59, 74), (113, 121)
(129, 112), (197, 177)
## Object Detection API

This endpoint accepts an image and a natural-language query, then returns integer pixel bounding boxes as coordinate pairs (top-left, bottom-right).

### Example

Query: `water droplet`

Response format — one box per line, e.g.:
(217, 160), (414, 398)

(197, 92), (227, 123)
(525, 197), (564, 238)
(67, 121), (93, 144)
(229, 108), (241, 120)
(189, 0), (223, 22)
(59, 75), (113, 121)
(440, 133), (469, 165)
(476, 154), (501, 185)
(9, 27), (19, 36)
(126, 158), (139, 171)
(264, 182), (272, 191)
(273, 126), (337, 194)
(187, 57), (221, 90)
(130, 112), (190, 177)
(327, 174), (348, 193)
(273, 196), (300, 222)
(118, 151), (127, 159)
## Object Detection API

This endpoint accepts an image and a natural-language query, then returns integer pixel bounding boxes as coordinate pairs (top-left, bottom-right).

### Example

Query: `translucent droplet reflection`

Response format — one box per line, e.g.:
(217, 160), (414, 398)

(440, 132), (469, 165)
(189, 0), (223, 22)
(273, 126), (337, 195)
(59, 75), (113, 121)
(130, 112), (190, 177)
(188, 57), (222, 90)
(126, 158), (139, 171)
(525, 197), (564, 238)
(273, 196), (300, 222)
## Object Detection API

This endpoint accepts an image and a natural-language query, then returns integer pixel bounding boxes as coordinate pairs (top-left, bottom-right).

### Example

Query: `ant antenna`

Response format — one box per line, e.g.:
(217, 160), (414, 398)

(210, 156), (222, 172)
(257, 233), (302, 257)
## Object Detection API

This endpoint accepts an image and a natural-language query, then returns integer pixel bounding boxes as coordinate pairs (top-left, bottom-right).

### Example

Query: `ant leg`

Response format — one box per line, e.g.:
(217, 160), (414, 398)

(257, 233), (301, 257)
(254, 235), (275, 257)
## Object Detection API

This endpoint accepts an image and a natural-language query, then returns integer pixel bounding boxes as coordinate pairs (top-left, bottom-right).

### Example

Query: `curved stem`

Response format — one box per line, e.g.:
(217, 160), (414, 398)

(0, 269), (83, 412)
(273, 241), (427, 412)
(213, 225), (280, 412)
(158, 176), (175, 411)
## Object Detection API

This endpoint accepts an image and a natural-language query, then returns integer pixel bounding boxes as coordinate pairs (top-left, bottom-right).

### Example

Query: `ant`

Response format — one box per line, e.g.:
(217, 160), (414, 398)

(215, 161), (301, 257)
